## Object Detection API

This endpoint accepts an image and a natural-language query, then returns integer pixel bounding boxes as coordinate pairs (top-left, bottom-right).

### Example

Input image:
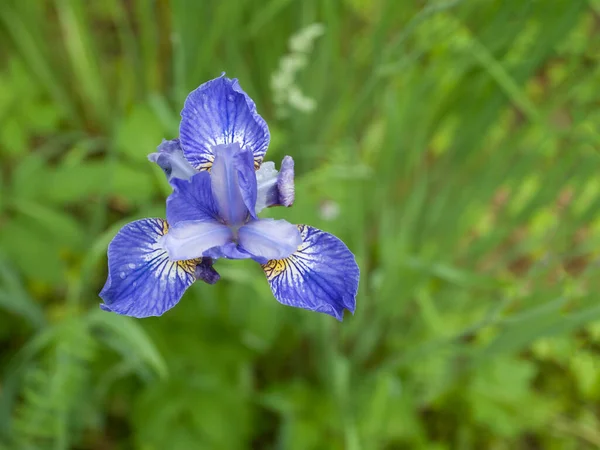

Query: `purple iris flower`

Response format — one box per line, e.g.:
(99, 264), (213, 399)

(99, 75), (359, 320)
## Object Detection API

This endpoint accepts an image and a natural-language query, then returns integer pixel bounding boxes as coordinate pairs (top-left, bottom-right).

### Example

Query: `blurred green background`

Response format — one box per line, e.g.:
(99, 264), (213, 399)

(1, 0), (600, 448)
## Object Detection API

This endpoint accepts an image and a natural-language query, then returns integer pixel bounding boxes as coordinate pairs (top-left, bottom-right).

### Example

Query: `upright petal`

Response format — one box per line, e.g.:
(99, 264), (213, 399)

(255, 161), (279, 212)
(238, 219), (302, 263)
(160, 220), (233, 261)
(277, 156), (295, 207)
(261, 225), (359, 320)
(99, 218), (197, 318)
(167, 172), (219, 225)
(148, 139), (197, 182)
(179, 75), (270, 170)
(211, 143), (249, 226)
(255, 156), (295, 213)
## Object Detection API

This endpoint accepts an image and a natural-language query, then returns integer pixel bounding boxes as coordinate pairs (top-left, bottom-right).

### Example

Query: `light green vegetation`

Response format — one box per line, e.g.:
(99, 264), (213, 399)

(1, 0), (599, 448)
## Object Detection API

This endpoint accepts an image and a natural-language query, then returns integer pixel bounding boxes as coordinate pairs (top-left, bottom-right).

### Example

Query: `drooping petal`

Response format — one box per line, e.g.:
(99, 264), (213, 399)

(234, 147), (258, 219)
(211, 143), (249, 226)
(179, 75), (270, 170)
(261, 225), (359, 320)
(255, 156), (295, 213)
(238, 219), (302, 263)
(148, 139), (197, 182)
(99, 218), (197, 318)
(160, 220), (233, 261)
(167, 172), (219, 225)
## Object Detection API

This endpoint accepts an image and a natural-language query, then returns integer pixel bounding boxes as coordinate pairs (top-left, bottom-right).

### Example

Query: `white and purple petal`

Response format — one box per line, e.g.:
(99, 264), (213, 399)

(99, 218), (198, 318)
(179, 75), (270, 170)
(160, 220), (233, 261)
(238, 219), (302, 263)
(148, 139), (198, 182)
(167, 172), (220, 225)
(255, 156), (295, 213)
(261, 225), (359, 320)
(255, 161), (279, 212)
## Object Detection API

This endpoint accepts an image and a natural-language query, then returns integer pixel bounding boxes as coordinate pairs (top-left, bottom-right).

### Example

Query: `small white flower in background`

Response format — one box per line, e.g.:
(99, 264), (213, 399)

(289, 23), (326, 53)
(320, 200), (340, 221)
(288, 86), (316, 113)
(271, 23), (325, 118)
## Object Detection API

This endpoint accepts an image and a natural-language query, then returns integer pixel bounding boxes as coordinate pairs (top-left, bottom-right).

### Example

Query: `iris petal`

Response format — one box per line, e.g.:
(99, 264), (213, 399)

(160, 220), (233, 261)
(99, 218), (197, 318)
(255, 162), (279, 212)
(148, 139), (197, 182)
(254, 156), (295, 213)
(167, 172), (219, 225)
(211, 143), (249, 226)
(238, 219), (302, 263)
(234, 147), (258, 219)
(261, 225), (359, 320)
(203, 242), (253, 260)
(179, 75), (270, 170)
(277, 156), (295, 207)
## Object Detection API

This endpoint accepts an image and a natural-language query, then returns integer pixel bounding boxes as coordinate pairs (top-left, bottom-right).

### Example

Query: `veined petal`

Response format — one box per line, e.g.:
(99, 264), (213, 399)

(167, 172), (219, 225)
(255, 156), (295, 213)
(148, 139), (197, 182)
(211, 143), (249, 226)
(238, 219), (302, 263)
(179, 74), (270, 170)
(99, 218), (197, 318)
(262, 225), (359, 320)
(161, 220), (233, 261)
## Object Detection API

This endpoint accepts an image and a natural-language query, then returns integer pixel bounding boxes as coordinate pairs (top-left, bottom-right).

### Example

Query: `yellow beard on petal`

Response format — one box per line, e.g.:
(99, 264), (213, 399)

(262, 259), (290, 281)
(261, 225), (307, 281)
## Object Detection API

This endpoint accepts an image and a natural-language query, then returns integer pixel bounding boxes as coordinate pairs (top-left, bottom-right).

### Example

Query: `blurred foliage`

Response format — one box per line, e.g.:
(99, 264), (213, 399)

(0, 0), (600, 448)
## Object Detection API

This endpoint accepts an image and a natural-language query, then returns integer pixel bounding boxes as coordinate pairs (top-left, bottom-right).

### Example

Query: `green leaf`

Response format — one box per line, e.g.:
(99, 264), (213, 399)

(87, 309), (168, 380)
